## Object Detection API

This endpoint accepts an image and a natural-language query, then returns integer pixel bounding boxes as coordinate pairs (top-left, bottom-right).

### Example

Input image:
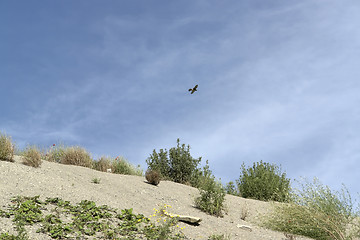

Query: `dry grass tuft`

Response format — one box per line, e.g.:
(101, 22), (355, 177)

(93, 156), (113, 172)
(60, 146), (93, 168)
(240, 202), (249, 221)
(0, 132), (14, 162)
(22, 146), (42, 168)
(145, 169), (161, 186)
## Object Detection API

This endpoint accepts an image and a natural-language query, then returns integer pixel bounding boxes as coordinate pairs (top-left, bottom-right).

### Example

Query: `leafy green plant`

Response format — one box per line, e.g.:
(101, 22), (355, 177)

(194, 161), (227, 217)
(236, 160), (291, 202)
(145, 169), (161, 186)
(112, 156), (143, 176)
(0, 195), (190, 239)
(91, 177), (101, 184)
(262, 178), (360, 240)
(0, 132), (14, 162)
(146, 138), (202, 185)
(225, 181), (239, 196)
(22, 145), (42, 168)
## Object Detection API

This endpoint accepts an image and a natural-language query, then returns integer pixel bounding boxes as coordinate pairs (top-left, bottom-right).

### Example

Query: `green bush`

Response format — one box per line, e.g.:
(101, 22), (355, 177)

(0, 132), (14, 162)
(262, 178), (360, 240)
(146, 139), (201, 185)
(112, 156), (143, 176)
(236, 160), (291, 202)
(194, 161), (227, 217)
(224, 181), (239, 196)
(22, 146), (42, 168)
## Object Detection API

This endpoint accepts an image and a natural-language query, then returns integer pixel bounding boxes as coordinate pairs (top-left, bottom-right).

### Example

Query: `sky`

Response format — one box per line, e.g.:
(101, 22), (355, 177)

(1, 1), (360, 202)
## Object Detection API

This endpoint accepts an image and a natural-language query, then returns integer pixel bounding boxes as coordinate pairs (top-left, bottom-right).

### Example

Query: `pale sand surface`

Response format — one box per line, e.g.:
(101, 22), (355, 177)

(0, 156), (315, 240)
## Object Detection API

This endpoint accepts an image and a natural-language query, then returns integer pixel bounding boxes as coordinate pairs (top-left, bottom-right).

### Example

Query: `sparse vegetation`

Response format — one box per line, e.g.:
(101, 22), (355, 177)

(262, 178), (360, 240)
(0, 131), (14, 162)
(236, 160), (291, 202)
(0, 196), (187, 240)
(146, 138), (201, 185)
(145, 169), (161, 186)
(2, 134), (360, 240)
(22, 145), (42, 168)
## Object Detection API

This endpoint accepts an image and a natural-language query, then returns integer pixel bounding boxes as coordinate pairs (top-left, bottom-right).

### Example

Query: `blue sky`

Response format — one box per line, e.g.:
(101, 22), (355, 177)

(1, 1), (360, 201)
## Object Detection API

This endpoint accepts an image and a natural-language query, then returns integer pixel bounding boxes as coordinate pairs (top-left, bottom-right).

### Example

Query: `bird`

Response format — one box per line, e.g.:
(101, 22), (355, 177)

(188, 84), (198, 94)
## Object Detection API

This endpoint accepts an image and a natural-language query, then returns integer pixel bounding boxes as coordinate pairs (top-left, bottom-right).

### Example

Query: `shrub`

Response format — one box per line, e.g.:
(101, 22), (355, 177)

(112, 156), (143, 176)
(146, 138), (201, 185)
(262, 178), (360, 240)
(236, 160), (291, 202)
(194, 161), (226, 217)
(22, 146), (42, 168)
(145, 169), (161, 186)
(0, 132), (14, 162)
(93, 156), (113, 172)
(44, 143), (66, 163)
(60, 146), (93, 168)
(225, 181), (239, 196)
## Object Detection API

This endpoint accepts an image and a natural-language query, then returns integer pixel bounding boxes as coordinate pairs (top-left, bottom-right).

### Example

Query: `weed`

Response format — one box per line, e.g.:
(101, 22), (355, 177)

(0, 196), (189, 239)
(194, 162), (227, 217)
(0, 132), (14, 162)
(240, 202), (249, 221)
(145, 204), (186, 240)
(112, 156), (143, 176)
(92, 156), (113, 172)
(91, 177), (101, 184)
(208, 233), (231, 240)
(44, 143), (66, 163)
(236, 160), (291, 202)
(60, 146), (93, 168)
(22, 145), (42, 168)
(262, 178), (360, 240)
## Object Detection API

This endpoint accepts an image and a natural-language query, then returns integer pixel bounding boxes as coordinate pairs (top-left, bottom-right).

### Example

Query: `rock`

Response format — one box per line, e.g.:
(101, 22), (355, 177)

(237, 224), (252, 232)
(162, 212), (201, 225)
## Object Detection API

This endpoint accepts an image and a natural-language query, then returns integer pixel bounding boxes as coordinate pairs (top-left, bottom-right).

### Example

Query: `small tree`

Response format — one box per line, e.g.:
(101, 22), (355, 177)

(236, 160), (291, 202)
(146, 139), (201, 185)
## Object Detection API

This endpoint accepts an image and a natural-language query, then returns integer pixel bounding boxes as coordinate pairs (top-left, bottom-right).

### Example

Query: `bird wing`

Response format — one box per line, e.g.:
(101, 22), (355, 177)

(194, 84), (198, 90)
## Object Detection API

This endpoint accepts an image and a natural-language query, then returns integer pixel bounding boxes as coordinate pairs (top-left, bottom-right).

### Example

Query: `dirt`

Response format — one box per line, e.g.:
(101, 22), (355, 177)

(0, 156), (314, 240)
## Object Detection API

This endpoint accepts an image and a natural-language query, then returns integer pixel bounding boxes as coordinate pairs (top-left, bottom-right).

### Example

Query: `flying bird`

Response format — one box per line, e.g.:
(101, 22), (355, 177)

(188, 84), (198, 94)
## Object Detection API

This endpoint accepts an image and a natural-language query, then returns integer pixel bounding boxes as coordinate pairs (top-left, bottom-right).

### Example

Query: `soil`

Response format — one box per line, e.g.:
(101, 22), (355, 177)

(0, 156), (315, 240)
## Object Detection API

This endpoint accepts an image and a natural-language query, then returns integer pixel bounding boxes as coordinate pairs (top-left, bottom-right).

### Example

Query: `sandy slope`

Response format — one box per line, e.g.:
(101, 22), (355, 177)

(0, 156), (314, 240)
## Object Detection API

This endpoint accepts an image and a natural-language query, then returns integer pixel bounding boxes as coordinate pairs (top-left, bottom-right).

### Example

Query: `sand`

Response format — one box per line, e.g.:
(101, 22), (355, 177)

(0, 156), (314, 240)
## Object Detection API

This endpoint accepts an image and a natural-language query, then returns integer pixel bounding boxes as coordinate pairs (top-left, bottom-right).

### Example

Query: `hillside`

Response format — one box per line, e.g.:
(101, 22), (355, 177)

(0, 156), (313, 240)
